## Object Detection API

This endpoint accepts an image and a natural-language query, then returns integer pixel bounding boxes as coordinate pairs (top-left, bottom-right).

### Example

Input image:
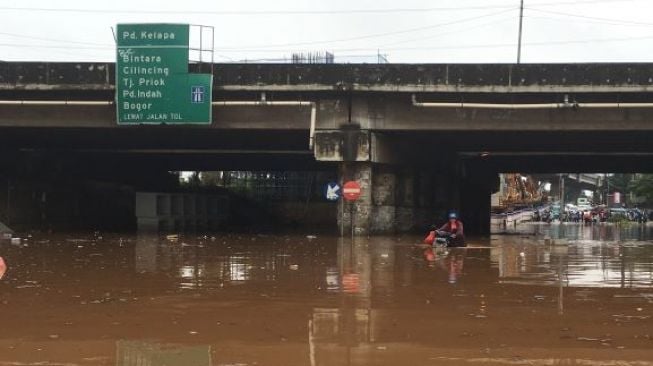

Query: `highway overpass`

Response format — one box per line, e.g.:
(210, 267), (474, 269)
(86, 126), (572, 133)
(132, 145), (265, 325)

(1, 62), (653, 234)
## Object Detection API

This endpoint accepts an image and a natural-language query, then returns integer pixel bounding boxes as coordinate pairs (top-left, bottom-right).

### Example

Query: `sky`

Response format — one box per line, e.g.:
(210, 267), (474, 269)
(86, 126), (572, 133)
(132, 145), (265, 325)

(1, 0), (653, 63)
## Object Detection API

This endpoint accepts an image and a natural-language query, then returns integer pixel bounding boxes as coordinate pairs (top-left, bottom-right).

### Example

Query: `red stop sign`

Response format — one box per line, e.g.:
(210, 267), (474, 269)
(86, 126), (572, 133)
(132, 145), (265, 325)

(343, 181), (361, 201)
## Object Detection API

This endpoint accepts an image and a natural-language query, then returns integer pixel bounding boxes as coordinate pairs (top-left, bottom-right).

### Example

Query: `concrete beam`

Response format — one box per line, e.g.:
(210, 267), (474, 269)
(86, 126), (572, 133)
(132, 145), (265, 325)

(5, 62), (653, 93)
(314, 128), (370, 162)
(0, 104), (312, 129)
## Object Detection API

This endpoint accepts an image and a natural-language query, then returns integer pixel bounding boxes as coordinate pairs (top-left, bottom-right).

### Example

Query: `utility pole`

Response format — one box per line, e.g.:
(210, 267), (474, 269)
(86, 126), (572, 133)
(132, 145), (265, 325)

(517, 0), (525, 64)
(560, 174), (565, 204)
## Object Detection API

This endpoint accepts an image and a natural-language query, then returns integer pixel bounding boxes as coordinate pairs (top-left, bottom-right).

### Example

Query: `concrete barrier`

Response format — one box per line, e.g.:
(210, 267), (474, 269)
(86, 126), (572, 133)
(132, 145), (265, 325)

(491, 207), (540, 227)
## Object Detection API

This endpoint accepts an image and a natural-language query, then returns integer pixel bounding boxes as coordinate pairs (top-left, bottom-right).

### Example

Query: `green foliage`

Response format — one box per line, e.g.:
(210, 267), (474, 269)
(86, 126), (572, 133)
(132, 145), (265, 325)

(607, 213), (630, 225)
(199, 172), (222, 187)
(629, 174), (653, 205)
(608, 174), (634, 193)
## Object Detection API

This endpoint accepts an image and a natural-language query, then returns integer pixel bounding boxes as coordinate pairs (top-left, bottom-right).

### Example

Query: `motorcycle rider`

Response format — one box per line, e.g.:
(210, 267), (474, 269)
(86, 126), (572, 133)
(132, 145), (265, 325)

(434, 211), (466, 247)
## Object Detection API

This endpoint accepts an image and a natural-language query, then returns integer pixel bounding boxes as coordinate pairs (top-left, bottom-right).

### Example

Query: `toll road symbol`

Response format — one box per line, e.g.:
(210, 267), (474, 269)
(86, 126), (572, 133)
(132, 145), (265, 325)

(325, 182), (341, 201)
(191, 85), (205, 103)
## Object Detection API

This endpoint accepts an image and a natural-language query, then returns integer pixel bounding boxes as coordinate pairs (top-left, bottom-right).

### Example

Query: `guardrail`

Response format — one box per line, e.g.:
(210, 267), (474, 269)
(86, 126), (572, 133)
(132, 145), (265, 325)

(491, 205), (550, 226)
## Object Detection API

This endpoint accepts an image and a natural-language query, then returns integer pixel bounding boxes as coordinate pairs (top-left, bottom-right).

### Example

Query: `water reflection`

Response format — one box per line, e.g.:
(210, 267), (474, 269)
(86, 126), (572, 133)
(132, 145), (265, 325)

(133, 234), (331, 291)
(496, 221), (653, 241)
(116, 340), (211, 366)
(422, 247), (466, 284)
(1, 228), (653, 365)
(492, 233), (653, 288)
(310, 238), (382, 366)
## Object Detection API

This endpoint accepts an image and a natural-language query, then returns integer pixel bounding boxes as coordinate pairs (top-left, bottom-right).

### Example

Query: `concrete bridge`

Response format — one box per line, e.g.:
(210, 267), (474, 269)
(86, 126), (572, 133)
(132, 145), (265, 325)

(1, 62), (653, 234)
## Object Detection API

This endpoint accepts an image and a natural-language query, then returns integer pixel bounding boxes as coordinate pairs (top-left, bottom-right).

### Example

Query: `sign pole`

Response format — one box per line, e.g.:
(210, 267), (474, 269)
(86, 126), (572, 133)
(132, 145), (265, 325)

(342, 180), (361, 241)
(350, 203), (355, 242)
(340, 192), (345, 237)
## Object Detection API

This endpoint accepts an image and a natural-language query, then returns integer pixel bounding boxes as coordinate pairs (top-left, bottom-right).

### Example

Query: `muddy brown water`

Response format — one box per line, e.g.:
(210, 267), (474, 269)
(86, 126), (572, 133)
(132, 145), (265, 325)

(0, 223), (652, 365)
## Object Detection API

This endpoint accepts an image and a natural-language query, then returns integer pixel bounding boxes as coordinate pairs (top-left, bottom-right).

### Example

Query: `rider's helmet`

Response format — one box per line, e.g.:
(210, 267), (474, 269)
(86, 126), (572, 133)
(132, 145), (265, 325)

(448, 211), (458, 220)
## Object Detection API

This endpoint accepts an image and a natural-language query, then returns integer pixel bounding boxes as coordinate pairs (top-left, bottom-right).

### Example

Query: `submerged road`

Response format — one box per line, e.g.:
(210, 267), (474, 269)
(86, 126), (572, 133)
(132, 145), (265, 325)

(0, 225), (652, 365)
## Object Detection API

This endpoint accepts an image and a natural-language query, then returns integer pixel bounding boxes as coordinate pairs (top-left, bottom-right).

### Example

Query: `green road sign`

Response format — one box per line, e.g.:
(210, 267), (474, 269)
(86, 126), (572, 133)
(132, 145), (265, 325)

(116, 23), (212, 125)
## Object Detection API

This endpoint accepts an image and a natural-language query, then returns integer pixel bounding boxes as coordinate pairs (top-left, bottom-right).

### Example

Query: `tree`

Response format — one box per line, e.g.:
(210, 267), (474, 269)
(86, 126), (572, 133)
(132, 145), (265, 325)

(199, 171), (222, 187)
(608, 173), (633, 193)
(629, 174), (653, 205)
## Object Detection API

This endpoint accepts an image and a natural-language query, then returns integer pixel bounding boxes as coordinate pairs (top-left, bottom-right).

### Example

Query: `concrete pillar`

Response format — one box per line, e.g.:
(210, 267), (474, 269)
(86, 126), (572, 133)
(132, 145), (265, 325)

(459, 168), (497, 236)
(395, 168), (416, 232)
(371, 165), (396, 233)
(461, 184), (491, 235)
(338, 162), (373, 235)
(461, 183), (491, 236)
(414, 171), (434, 229)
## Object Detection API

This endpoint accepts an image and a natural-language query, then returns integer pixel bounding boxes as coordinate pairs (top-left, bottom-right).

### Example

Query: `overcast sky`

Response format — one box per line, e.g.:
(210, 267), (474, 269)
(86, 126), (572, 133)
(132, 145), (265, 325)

(1, 0), (653, 63)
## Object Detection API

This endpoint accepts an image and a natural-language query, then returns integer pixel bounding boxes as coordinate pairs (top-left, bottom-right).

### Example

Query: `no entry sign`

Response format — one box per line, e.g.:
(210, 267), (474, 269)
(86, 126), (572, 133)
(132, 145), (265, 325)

(343, 181), (362, 201)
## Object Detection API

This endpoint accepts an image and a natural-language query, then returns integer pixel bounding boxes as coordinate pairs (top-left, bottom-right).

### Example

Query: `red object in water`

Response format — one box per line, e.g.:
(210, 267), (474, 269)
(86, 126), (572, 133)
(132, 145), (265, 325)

(424, 248), (436, 262)
(343, 181), (362, 201)
(424, 230), (436, 245)
(342, 273), (360, 293)
(0, 257), (6, 279)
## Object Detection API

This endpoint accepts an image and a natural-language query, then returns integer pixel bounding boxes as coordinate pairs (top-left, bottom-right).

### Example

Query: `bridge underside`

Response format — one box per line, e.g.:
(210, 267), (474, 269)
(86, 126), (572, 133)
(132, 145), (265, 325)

(1, 126), (651, 235)
(1, 128), (652, 171)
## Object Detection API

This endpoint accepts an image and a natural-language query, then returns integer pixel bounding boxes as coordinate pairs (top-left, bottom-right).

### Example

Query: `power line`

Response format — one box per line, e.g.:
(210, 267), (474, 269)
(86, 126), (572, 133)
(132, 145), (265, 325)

(0, 9), (515, 54)
(217, 15), (518, 53)
(379, 15), (518, 48)
(527, 8), (653, 27)
(525, 15), (653, 27)
(0, 5), (512, 15)
(214, 33), (653, 54)
(0, 13), (518, 54)
(0, 31), (112, 47)
(382, 34), (653, 52)
(529, 0), (642, 6)
(0, 0), (640, 16)
(0, 43), (112, 50)
(518, 0), (525, 63)
(5, 31), (653, 55)
(0, 9), (515, 52)
(217, 9), (517, 50)
(0, 2), (648, 57)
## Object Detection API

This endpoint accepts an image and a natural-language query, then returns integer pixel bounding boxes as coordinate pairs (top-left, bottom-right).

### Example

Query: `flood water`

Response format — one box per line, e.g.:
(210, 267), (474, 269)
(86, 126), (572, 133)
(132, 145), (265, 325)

(1, 224), (652, 365)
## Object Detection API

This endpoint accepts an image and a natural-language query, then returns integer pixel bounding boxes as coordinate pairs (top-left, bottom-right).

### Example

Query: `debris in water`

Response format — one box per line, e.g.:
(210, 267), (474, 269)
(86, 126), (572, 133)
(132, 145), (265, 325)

(289, 264), (299, 270)
(306, 235), (317, 240)
(577, 336), (612, 343)
(166, 234), (179, 241)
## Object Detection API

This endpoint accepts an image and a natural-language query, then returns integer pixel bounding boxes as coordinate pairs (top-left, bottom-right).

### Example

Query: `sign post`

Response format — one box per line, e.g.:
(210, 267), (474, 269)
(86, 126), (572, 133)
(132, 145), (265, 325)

(343, 181), (362, 241)
(116, 23), (212, 125)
